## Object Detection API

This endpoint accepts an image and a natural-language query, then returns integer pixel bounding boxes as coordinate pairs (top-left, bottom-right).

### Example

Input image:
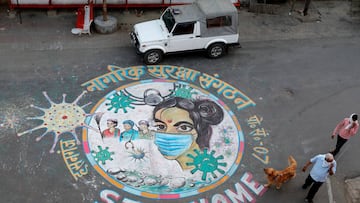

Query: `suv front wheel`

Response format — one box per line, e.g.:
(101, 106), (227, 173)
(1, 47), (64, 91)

(143, 49), (163, 65)
(207, 43), (226, 59)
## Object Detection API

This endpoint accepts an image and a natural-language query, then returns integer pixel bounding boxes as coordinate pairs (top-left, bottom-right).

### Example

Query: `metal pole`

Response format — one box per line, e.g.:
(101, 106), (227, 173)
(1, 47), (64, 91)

(16, 0), (22, 24)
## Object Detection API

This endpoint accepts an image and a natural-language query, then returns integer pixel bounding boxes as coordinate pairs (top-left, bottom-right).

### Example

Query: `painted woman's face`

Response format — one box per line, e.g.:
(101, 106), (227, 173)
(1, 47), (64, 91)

(154, 107), (198, 159)
(107, 121), (116, 128)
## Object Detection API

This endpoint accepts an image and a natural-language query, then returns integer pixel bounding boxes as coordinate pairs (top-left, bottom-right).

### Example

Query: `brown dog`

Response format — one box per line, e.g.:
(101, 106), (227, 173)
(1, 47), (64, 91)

(263, 155), (297, 189)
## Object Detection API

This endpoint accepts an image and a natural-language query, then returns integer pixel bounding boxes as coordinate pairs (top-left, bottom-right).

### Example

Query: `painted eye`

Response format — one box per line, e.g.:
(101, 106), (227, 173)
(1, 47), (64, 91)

(155, 123), (166, 131)
(176, 124), (193, 132)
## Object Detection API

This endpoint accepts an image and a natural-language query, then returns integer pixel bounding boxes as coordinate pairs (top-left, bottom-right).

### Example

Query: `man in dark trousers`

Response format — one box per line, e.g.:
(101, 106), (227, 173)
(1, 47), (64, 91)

(330, 113), (359, 156)
(302, 0), (311, 16)
(302, 153), (336, 203)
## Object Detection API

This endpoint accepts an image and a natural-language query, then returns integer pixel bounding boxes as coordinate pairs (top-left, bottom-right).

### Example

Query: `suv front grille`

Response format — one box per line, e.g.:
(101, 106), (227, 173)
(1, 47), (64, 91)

(130, 32), (139, 48)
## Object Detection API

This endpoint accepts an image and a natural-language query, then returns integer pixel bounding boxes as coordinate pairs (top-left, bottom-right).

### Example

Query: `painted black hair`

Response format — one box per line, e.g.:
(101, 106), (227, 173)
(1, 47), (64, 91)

(153, 97), (224, 149)
(352, 114), (358, 121)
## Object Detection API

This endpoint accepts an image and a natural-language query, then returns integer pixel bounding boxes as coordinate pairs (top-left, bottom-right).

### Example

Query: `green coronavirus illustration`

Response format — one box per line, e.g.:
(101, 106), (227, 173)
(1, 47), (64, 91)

(91, 145), (115, 165)
(186, 148), (227, 181)
(170, 84), (197, 99)
(105, 91), (135, 113)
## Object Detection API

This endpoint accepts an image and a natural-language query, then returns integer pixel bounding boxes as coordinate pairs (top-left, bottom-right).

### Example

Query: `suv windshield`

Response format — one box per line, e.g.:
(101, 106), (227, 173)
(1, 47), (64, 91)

(161, 8), (176, 33)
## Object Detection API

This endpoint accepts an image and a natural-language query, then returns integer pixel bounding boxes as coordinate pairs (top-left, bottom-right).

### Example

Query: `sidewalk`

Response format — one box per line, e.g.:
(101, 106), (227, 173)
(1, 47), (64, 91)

(1, 1), (359, 50)
(1, 1), (360, 203)
(112, 0), (360, 42)
(118, 1), (358, 39)
(345, 177), (360, 203)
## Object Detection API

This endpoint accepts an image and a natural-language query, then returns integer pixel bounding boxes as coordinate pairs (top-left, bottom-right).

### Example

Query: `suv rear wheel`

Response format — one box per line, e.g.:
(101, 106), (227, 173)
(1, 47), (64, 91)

(207, 43), (226, 58)
(144, 49), (163, 65)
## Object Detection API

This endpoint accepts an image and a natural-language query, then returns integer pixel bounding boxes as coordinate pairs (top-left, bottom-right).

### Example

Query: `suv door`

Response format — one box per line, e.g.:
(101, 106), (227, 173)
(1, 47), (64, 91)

(166, 22), (203, 52)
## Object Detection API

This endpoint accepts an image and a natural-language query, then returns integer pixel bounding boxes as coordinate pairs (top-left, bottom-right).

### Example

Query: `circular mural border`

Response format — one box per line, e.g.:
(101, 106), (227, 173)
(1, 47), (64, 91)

(82, 79), (245, 199)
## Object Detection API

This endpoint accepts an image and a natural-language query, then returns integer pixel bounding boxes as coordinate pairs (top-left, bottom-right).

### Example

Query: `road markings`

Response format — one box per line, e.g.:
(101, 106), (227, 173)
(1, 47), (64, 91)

(326, 177), (334, 203)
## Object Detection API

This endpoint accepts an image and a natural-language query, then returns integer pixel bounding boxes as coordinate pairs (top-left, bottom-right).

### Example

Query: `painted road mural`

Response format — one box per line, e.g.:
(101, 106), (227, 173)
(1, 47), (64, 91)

(11, 65), (272, 202)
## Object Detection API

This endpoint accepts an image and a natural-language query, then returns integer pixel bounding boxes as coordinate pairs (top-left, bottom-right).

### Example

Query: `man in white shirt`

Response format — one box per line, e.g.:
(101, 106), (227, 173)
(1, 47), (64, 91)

(302, 153), (336, 203)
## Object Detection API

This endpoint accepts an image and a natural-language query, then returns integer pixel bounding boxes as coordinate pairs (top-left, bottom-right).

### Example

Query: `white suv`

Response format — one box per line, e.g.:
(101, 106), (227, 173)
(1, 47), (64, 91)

(130, 0), (240, 64)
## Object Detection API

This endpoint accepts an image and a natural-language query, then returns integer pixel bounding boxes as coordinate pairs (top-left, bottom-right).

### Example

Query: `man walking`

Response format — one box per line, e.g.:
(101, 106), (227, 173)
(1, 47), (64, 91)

(302, 0), (311, 16)
(330, 113), (359, 156)
(302, 153), (336, 203)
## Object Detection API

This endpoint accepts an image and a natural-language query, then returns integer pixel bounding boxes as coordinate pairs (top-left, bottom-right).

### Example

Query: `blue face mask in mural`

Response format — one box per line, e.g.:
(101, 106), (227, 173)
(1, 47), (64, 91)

(154, 132), (193, 157)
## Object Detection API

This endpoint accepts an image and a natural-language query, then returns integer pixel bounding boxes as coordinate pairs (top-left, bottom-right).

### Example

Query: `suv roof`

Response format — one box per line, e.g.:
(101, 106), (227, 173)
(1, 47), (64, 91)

(196, 0), (237, 17)
(170, 0), (237, 23)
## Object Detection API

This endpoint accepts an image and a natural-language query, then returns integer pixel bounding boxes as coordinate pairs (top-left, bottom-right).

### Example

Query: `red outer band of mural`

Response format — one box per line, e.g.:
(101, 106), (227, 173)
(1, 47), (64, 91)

(159, 194), (181, 199)
(236, 145), (244, 164)
(83, 141), (90, 154)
